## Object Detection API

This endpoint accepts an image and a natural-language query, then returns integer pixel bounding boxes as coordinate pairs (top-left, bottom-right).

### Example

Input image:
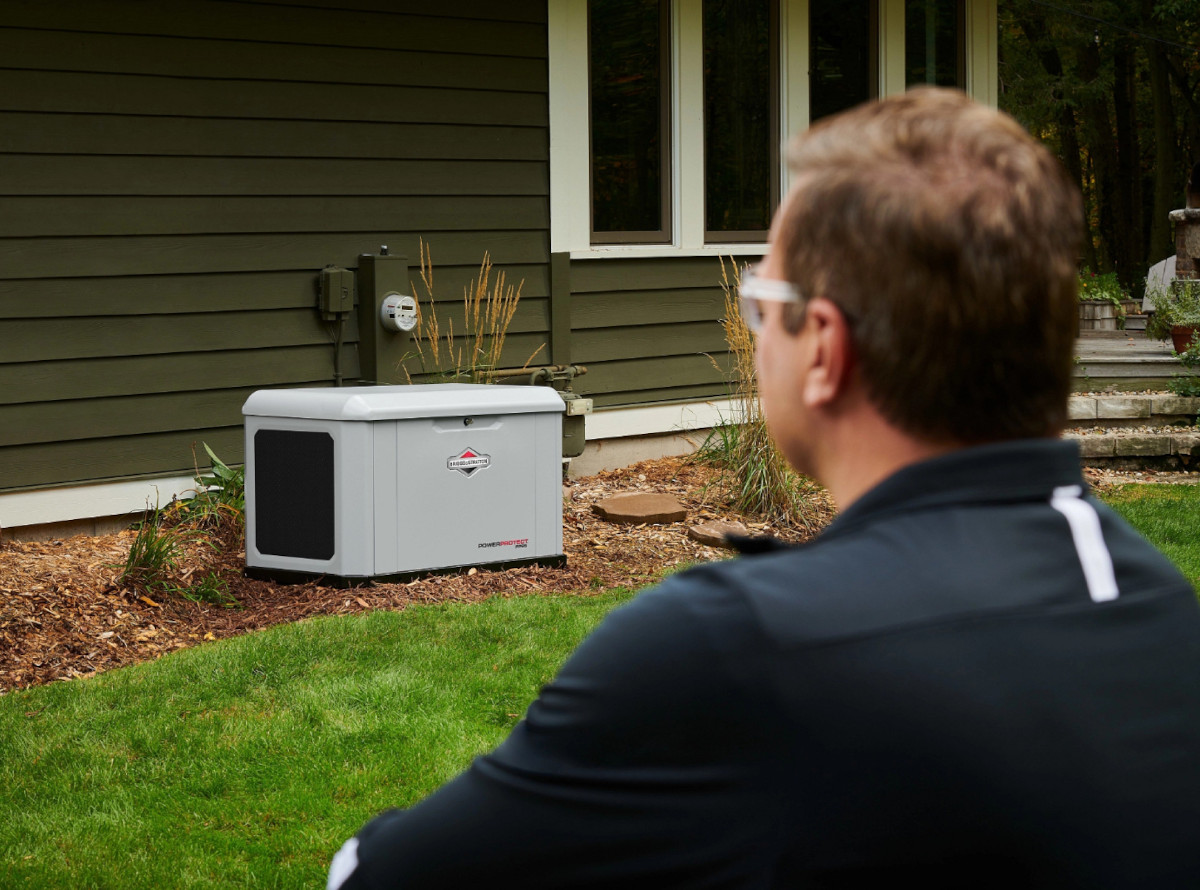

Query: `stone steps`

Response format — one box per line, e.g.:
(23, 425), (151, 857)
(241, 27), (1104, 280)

(1065, 394), (1200, 463)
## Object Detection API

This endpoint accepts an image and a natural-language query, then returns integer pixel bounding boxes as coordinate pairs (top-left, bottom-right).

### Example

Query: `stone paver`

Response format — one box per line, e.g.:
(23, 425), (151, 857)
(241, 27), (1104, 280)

(1067, 398), (1097, 420)
(1115, 435), (1173, 457)
(688, 520), (749, 548)
(1151, 395), (1200, 416)
(1072, 435), (1116, 458)
(593, 493), (687, 525)
(1096, 397), (1150, 419)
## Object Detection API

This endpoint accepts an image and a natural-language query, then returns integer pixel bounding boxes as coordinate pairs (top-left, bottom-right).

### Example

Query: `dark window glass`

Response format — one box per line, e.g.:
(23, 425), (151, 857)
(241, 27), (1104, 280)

(905, 0), (963, 87)
(589, 0), (670, 242)
(704, 0), (777, 240)
(810, 0), (876, 124)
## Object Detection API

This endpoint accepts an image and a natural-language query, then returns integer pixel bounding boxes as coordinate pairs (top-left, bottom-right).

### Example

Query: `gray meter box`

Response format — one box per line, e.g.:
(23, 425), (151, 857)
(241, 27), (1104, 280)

(242, 384), (565, 585)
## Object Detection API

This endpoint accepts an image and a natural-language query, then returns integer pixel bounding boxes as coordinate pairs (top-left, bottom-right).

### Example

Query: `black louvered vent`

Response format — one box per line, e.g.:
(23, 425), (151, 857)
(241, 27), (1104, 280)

(254, 429), (335, 560)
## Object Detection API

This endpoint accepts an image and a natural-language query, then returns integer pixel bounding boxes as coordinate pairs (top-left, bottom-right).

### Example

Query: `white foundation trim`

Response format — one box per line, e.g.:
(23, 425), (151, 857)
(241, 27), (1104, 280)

(585, 398), (743, 440)
(0, 475), (198, 531)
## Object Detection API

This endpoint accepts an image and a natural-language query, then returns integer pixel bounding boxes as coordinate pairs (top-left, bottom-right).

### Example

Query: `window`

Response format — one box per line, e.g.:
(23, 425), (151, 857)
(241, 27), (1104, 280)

(549, 0), (991, 256)
(905, 0), (963, 87)
(703, 0), (779, 241)
(590, 0), (672, 243)
(809, 0), (876, 123)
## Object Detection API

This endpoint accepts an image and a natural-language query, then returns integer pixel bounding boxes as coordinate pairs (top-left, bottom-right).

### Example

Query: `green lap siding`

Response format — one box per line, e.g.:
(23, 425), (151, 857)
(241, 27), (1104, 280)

(568, 256), (758, 409)
(0, 0), (549, 492)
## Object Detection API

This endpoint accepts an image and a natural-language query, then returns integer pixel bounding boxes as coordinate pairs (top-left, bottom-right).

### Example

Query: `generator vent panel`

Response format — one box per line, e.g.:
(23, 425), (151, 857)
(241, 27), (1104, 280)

(242, 384), (565, 584)
(254, 429), (335, 560)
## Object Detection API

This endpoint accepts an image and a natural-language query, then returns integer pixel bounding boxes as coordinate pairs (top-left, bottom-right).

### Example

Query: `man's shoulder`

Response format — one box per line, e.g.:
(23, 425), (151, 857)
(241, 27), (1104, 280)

(658, 494), (1195, 652)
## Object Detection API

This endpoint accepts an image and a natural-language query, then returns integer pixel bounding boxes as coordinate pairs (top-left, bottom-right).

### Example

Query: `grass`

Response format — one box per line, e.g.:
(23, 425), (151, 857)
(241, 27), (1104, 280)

(0, 590), (634, 889)
(1100, 483), (1200, 590)
(1, 483), (1195, 887)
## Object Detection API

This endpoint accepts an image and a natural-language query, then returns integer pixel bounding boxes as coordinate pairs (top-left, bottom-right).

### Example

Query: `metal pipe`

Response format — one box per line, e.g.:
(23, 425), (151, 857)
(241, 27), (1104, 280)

(483, 364), (588, 381)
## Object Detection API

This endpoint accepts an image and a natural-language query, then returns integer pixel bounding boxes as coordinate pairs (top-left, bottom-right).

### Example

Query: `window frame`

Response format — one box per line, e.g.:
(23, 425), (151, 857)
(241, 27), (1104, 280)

(548, 0), (996, 259)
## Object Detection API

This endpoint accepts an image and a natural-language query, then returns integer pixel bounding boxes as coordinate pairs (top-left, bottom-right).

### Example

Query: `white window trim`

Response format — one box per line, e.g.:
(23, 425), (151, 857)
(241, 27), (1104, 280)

(549, 1), (996, 260)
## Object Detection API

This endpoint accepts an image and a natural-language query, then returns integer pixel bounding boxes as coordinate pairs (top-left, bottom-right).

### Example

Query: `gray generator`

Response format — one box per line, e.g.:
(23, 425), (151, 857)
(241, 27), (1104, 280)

(242, 384), (565, 585)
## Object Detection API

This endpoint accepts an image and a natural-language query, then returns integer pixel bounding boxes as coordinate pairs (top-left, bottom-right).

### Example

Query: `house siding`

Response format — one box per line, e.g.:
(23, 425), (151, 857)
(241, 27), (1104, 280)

(0, 0), (549, 492)
(568, 256), (758, 409)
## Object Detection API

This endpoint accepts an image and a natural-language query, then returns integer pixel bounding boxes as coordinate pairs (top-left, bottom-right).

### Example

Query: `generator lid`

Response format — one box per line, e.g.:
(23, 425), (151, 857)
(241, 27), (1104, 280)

(242, 384), (565, 422)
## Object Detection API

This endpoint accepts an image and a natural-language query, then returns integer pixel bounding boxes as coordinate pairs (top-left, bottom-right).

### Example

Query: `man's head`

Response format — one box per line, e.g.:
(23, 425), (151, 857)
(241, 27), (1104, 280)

(760, 87), (1083, 446)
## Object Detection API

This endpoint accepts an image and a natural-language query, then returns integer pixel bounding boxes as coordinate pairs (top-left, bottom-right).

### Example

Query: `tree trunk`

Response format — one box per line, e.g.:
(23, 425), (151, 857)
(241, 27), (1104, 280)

(1112, 38), (1141, 288)
(1014, 9), (1097, 270)
(1076, 40), (1118, 275)
(1145, 0), (1176, 265)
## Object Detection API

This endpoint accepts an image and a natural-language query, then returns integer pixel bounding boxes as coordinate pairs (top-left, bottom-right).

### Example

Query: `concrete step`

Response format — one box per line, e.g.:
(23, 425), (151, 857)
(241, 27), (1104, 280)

(1068, 394), (1200, 427)
(1066, 394), (1200, 463)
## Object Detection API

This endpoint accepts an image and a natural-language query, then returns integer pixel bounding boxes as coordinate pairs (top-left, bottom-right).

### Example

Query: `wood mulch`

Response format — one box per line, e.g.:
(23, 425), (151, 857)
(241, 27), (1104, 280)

(0, 457), (832, 696)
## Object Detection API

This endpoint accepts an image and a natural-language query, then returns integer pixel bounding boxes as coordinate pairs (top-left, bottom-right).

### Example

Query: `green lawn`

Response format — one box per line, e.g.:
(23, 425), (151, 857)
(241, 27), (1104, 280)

(1101, 482), (1200, 590)
(1, 483), (1196, 888)
(0, 590), (634, 889)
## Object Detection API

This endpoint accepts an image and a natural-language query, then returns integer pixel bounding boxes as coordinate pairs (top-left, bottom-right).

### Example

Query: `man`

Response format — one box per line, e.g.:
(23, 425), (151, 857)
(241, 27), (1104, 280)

(329, 89), (1200, 888)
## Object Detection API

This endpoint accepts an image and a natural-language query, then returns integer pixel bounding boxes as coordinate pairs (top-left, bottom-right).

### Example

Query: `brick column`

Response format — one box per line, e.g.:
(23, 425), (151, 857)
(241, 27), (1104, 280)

(1170, 208), (1200, 281)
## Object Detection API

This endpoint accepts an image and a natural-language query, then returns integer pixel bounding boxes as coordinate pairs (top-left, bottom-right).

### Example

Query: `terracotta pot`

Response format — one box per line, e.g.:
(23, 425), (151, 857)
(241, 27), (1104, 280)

(1171, 325), (1199, 354)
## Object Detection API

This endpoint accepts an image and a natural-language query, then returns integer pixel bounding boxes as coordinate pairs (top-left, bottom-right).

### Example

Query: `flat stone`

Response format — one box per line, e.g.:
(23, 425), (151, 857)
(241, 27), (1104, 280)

(1071, 434), (1116, 458)
(688, 520), (749, 548)
(592, 493), (687, 525)
(1173, 433), (1200, 457)
(1151, 395), (1200, 416)
(1067, 397), (1097, 420)
(1115, 435), (1172, 457)
(1096, 396), (1150, 419)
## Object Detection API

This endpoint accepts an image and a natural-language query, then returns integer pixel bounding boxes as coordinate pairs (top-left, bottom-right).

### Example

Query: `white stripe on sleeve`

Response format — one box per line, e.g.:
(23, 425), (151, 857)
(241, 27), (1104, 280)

(328, 837), (360, 890)
(1050, 485), (1119, 603)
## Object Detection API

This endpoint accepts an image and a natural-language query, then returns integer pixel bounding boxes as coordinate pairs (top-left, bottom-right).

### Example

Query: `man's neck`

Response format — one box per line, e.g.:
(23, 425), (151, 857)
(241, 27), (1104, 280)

(813, 409), (962, 510)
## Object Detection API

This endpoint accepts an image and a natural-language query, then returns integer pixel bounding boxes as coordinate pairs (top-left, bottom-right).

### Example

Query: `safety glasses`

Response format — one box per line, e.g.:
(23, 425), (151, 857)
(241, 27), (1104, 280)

(737, 268), (804, 333)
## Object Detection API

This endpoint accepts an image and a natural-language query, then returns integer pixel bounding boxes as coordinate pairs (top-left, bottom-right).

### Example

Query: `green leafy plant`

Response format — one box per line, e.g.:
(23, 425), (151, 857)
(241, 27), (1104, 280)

(1146, 280), (1200, 341)
(166, 570), (238, 608)
(172, 443), (245, 550)
(1077, 269), (1126, 306)
(119, 501), (184, 592)
(1167, 334), (1200, 397)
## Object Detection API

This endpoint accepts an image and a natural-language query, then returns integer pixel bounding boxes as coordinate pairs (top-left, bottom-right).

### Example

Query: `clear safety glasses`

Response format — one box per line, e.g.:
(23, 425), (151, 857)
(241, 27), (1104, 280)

(738, 268), (804, 333)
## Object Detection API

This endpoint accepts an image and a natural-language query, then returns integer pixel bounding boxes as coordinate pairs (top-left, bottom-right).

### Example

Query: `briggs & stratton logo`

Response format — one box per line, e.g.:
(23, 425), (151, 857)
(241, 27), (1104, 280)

(447, 447), (491, 477)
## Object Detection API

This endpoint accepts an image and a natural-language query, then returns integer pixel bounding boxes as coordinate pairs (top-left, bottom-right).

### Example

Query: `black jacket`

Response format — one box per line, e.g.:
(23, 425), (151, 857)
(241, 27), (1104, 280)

(336, 440), (1200, 888)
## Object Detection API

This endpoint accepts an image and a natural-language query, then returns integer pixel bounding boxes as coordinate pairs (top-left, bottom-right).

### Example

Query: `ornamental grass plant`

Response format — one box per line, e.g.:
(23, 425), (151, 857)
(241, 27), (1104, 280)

(407, 239), (543, 383)
(693, 260), (824, 532)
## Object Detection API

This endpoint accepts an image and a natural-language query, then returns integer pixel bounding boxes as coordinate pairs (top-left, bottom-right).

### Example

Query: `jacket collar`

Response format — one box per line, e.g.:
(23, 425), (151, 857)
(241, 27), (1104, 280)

(818, 438), (1084, 542)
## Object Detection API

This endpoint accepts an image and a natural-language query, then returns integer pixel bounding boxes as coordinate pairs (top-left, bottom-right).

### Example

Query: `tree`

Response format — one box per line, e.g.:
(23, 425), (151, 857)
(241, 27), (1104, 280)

(1000, 0), (1200, 296)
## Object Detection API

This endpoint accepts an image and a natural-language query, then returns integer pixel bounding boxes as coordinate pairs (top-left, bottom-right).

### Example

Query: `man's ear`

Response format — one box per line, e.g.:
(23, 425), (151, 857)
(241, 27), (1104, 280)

(801, 297), (856, 408)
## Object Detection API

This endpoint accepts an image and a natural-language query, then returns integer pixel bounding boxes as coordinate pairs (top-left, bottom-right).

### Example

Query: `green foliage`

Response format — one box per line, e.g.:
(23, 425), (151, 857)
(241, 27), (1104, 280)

(0, 590), (634, 889)
(119, 503), (184, 591)
(999, 1), (1200, 291)
(1166, 330), (1200, 396)
(116, 445), (245, 606)
(174, 443), (245, 536)
(1077, 269), (1126, 305)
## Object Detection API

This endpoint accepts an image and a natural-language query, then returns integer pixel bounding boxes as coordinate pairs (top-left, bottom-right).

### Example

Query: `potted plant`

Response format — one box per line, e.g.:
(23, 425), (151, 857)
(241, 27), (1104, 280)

(1147, 279), (1200, 353)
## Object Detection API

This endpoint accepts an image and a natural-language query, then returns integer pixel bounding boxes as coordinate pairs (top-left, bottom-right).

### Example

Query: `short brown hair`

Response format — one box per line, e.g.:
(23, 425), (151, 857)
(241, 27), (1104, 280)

(777, 87), (1083, 442)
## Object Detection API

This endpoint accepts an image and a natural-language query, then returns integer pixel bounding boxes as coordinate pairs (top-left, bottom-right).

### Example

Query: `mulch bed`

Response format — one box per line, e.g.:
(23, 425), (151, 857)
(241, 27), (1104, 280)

(4, 457), (1185, 696)
(0, 457), (832, 695)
